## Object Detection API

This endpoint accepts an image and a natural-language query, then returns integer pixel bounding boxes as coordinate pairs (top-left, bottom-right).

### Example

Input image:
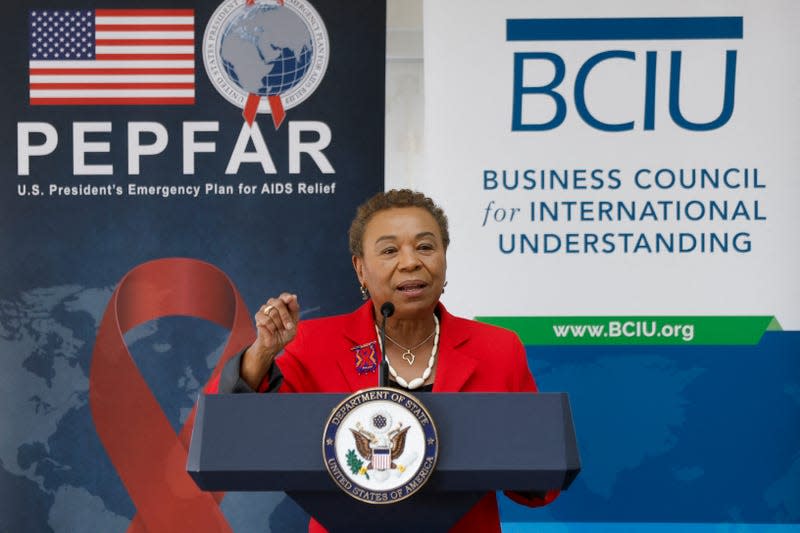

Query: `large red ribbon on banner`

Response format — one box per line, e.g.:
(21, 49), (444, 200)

(89, 258), (255, 532)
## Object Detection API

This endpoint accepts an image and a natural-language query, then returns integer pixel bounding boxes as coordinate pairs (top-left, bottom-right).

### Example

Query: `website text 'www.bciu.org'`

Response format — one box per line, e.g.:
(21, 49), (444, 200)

(552, 320), (695, 342)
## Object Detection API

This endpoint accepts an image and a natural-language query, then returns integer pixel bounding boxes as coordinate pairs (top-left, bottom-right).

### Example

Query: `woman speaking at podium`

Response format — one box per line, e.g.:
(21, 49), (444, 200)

(208, 189), (558, 531)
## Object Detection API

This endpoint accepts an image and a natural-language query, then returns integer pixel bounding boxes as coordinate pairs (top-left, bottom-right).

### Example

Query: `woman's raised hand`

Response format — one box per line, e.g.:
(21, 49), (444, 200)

(241, 292), (300, 389)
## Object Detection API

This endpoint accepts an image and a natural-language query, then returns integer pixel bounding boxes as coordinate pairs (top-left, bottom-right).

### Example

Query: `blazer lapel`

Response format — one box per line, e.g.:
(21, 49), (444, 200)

(432, 305), (477, 392)
(337, 302), (382, 391)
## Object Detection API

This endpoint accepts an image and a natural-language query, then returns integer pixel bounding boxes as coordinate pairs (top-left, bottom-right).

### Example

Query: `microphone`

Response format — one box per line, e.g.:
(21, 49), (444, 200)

(379, 302), (394, 387)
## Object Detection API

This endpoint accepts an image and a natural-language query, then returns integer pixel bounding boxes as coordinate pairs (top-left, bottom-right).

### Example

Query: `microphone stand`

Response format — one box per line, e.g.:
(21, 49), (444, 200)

(379, 302), (394, 387)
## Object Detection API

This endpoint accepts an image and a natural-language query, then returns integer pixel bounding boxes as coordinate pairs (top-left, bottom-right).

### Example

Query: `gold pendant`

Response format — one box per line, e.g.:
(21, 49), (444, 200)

(402, 350), (415, 365)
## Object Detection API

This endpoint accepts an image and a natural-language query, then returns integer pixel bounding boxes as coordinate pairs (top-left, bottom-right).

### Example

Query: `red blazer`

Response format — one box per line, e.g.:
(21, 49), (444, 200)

(213, 301), (558, 532)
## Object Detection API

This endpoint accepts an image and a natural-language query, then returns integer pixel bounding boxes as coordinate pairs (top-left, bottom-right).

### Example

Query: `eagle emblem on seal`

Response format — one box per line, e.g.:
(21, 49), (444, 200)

(347, 410), (414, 479)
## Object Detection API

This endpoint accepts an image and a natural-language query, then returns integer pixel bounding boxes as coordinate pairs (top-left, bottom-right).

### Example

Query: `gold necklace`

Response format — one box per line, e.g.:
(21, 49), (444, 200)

(375, 315), (440, 389)
(384, 327), (436, 365)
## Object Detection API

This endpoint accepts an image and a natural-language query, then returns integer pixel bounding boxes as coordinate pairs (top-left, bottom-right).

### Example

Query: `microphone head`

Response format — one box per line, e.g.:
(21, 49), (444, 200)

(380, 301), (395, 318)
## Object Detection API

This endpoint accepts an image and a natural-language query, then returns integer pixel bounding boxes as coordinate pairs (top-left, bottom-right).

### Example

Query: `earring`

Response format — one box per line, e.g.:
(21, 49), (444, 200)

(442, 281), (448, 294)
(360, 284), (369, 301)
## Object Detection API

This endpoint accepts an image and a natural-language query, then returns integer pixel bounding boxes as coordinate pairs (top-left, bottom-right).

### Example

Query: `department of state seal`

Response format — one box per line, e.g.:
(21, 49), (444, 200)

(322, 388), (438, 504)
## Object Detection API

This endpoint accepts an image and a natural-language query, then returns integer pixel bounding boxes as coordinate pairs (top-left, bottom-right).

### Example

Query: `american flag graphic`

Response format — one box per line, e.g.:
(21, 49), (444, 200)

(372, 447), (391, 470)
(28, 9), (195, 105)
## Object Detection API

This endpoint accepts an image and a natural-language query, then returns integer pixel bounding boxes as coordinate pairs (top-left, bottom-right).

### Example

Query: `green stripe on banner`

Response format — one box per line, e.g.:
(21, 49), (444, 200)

(475, 316), (777, 345)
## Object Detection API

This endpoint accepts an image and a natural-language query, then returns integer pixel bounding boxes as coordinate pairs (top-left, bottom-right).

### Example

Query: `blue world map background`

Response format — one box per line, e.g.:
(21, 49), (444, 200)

(506, 333), (800, 531)
(1, 283), (797, 531)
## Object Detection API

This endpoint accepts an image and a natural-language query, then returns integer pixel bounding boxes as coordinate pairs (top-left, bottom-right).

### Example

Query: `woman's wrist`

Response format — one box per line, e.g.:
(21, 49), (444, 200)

(240, 344), (276, 390)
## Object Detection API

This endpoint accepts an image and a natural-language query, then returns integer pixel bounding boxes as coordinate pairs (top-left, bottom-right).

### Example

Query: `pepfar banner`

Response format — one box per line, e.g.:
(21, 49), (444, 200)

(1, 0), (384, 531)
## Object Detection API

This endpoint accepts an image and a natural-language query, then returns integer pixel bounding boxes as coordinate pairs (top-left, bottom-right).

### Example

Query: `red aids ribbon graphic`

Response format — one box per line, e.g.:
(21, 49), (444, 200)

(89, 258), (254, 532)
(242, 91), (286, 129)
(242, 0), (287, 129)
(267, 94), (286, 128)
(243, 92), (261, 126)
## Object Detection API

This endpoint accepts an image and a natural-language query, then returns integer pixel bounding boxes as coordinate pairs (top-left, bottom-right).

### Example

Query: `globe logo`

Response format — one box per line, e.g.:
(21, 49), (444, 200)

(204, 0), (329, 115)
(221, 5), (312, 97)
